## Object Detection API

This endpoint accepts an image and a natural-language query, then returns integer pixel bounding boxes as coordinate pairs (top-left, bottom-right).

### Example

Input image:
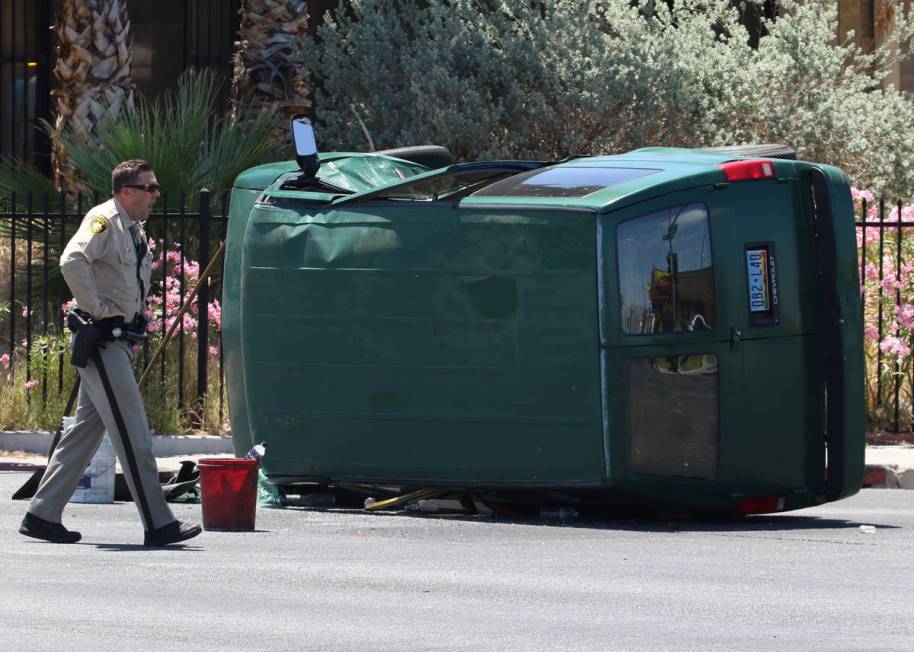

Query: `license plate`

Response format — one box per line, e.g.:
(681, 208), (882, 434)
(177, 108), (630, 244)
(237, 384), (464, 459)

(745, 248), (769, 312)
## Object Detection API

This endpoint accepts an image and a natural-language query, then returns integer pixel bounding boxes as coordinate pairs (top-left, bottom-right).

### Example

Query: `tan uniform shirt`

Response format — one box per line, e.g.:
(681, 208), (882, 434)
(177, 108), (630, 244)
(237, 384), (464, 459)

(60, 198), (152, 321)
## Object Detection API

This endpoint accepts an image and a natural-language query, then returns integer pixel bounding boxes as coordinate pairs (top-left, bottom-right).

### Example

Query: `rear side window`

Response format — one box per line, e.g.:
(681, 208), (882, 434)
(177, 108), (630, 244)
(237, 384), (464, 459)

(617, 203), (715, 335)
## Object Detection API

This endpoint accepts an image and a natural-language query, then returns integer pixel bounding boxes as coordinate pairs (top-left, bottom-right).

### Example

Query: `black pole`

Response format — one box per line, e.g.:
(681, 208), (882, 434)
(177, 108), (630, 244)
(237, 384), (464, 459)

(178, 193), (186, 410)
(25, 192), (33, 387)
(10, 193), (17, 378)
(160, 193), (169, 395)
(42, 192), (49, 403)
(895, 200), (902, 433)
(877, 199), (884, 408)
(196, 189), (211, 401)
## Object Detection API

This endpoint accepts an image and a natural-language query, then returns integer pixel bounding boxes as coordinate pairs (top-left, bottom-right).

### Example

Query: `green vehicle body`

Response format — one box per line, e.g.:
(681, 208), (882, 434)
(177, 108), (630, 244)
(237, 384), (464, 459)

(223, 147), (864, 514)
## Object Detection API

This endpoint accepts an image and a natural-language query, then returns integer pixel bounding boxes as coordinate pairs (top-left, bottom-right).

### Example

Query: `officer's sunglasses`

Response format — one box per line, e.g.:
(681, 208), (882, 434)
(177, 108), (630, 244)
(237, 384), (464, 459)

(123, 183), (160, 193)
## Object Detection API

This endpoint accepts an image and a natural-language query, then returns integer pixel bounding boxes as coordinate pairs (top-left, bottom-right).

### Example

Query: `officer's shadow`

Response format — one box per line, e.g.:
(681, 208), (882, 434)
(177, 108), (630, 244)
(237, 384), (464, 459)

(88, 543), (205, 552)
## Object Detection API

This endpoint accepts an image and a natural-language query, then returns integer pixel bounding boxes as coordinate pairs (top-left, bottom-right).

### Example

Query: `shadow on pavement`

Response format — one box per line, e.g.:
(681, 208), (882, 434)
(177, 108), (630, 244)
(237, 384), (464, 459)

(90, 543), (205, 552)
(348, 508), (902, 532)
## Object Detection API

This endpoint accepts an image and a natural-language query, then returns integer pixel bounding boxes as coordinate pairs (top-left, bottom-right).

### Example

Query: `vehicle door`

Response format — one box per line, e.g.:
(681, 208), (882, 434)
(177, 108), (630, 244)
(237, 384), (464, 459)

(599, 178), (823, 499)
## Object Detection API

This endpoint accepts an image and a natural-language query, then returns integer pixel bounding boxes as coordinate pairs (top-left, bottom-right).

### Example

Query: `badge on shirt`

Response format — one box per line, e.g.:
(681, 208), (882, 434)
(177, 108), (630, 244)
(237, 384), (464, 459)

(88, 216), (108, 234)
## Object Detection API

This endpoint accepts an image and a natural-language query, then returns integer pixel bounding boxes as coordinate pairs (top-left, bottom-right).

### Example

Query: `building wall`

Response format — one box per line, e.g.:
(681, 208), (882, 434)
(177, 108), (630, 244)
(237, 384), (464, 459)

(839, 0), (914, 92)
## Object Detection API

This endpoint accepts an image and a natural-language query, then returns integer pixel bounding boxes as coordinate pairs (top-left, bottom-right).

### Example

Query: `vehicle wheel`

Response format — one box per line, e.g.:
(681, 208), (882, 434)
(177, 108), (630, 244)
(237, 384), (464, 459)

(373, 145), (454, 169)
(701, 143), (796, 160)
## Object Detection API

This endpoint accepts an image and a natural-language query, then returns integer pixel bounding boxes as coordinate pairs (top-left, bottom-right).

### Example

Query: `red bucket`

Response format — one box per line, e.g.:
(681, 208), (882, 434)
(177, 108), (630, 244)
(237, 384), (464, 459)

(198, 458), (259, 531)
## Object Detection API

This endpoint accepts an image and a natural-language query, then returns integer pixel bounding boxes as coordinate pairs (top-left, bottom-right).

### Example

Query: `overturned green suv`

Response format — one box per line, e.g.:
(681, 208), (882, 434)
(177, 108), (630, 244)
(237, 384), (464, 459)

(222, 123), (863, 515)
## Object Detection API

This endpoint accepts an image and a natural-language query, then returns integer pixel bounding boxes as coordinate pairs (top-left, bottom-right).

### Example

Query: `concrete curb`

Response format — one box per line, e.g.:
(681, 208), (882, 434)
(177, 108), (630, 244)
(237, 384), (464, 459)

(863, 464), (914, 489)
(0, 462), (41, 471)
(0, 430), (233, 458)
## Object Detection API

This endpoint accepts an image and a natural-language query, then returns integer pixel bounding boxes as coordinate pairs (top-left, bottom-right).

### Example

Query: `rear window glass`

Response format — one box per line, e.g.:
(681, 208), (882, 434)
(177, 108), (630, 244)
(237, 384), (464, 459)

(617, 203), (715, 335)
(473, 167), (658, 198)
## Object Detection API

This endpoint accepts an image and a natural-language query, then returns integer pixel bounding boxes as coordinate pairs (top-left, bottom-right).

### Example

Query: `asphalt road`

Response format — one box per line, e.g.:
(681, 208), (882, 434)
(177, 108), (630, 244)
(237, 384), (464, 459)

(1, 472), (912, 651)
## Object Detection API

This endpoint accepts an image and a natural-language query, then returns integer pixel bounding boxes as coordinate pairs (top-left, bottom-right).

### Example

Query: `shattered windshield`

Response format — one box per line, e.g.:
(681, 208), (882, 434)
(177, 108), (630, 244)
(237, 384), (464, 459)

(332, 162), (544, 205)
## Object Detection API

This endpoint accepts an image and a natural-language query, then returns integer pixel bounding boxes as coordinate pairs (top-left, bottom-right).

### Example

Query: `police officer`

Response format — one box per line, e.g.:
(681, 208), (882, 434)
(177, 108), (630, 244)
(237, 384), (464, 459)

(19, 160), (202, 546)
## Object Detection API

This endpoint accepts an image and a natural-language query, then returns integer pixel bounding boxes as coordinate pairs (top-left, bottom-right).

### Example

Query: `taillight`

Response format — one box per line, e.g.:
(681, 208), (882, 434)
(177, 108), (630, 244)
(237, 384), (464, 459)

(738, 495), (787, 514)
(717, 159), (776, 182)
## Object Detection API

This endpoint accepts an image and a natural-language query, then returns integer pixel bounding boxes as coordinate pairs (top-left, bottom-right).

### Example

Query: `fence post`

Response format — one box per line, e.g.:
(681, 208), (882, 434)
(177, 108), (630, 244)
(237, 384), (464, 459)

(9, 192), (16, 378)
(196, 189), (211, 403)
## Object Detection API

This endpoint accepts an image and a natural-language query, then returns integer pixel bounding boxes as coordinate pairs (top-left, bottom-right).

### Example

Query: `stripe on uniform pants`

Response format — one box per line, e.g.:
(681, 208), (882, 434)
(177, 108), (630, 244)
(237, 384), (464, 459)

(91, 348), (155, 529)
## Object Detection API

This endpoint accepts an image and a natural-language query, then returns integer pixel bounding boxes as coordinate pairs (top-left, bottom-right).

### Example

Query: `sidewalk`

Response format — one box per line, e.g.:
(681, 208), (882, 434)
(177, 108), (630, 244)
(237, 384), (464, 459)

(0, 430), (233, 473)
(1, 430), (912, 489)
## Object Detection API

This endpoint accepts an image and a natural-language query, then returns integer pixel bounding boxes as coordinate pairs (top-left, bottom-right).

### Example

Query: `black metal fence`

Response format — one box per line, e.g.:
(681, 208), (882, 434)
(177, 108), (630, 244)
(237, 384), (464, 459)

(1, 190), (228, 418)
(856, 199), (914, 434)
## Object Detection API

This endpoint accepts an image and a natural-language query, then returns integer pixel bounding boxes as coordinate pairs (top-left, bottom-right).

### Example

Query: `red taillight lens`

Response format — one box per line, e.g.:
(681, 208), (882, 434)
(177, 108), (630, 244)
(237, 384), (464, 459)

(738, 495), (787, 514)
(717, 159), (776, 182)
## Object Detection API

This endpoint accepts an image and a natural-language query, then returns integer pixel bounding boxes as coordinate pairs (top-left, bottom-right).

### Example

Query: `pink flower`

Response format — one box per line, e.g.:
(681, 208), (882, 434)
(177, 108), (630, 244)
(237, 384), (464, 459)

(21, 305), (31, 318)
(851, 187), (875, 204)
(879, 336), (912, 360)
(864, 326), (879, 341)
(208, 345), (219, 357)
(0, 353), (9, 369)
(24, 379), (39, 391)
(897, 304), (914, 330)
(881, 274), (900, 292)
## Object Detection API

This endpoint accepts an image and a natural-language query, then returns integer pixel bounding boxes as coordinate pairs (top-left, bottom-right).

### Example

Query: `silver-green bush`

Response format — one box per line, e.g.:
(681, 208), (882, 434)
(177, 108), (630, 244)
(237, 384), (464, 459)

(310, 0), (914, 195)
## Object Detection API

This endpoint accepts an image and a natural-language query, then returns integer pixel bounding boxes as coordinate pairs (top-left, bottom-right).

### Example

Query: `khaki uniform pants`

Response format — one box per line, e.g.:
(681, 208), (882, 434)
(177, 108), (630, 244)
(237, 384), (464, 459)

(28, 340), (175, 531)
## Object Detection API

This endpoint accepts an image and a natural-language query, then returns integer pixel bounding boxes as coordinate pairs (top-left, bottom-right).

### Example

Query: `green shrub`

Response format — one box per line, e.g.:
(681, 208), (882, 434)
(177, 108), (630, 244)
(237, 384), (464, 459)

(309, 0), (914, 196)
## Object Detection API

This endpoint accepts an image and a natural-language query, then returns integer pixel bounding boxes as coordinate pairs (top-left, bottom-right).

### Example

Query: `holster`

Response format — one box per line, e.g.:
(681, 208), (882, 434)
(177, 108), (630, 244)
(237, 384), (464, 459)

(68, 311), (125, 368)
(70, 323), (102, 368)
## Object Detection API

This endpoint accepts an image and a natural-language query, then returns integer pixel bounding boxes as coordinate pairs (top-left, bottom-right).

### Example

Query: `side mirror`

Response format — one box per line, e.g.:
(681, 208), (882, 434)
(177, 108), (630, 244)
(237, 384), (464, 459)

(291, 115), (320, 177)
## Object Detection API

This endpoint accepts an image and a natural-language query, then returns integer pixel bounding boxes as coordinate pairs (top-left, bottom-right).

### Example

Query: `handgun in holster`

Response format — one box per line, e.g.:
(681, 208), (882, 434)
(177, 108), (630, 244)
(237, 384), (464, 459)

(67, 310), (126, 368)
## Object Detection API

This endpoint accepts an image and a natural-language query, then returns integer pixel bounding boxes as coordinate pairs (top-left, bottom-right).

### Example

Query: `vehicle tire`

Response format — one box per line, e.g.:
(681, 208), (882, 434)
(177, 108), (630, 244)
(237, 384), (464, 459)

(373, 145), (454, 169)
(701, 143), (796, 160)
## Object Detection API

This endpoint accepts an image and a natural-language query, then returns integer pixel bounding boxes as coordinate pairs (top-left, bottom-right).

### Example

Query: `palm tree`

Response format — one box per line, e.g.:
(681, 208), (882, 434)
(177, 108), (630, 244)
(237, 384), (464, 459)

(230, 0), (311, 147)
(51, 0), (135, 191)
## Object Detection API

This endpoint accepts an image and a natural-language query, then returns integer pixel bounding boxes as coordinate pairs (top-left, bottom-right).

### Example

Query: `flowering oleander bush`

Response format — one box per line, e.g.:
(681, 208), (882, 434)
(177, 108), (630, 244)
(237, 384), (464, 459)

(855, 189), (914, 431)
(146, 239), (222, 339)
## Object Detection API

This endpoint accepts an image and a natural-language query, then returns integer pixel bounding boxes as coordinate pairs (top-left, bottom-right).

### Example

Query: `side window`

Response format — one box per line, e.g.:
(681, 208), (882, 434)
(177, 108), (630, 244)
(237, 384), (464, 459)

(617, 203), (715, 335)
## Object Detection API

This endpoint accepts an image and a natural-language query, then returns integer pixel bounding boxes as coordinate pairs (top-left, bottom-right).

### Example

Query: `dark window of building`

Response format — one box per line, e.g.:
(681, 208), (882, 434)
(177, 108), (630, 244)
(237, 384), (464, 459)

(0, 0), (52, 172)
(130, 0), (241, 108)
(617, 203), (715, 335)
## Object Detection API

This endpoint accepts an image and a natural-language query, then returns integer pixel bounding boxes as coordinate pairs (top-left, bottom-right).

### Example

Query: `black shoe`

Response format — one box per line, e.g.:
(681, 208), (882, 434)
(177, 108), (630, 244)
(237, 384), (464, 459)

(19, 512), (81, 544)
(143, 520), (202, 547)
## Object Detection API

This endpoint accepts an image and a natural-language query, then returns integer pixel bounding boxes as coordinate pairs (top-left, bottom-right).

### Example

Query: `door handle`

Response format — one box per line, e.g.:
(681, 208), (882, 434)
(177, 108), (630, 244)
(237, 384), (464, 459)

(730, 327), (742, 347)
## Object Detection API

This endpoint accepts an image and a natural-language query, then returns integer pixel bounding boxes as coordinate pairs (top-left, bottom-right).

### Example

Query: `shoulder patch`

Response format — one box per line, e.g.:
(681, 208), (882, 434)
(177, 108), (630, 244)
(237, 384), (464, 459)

(88, 216), (108, 235)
